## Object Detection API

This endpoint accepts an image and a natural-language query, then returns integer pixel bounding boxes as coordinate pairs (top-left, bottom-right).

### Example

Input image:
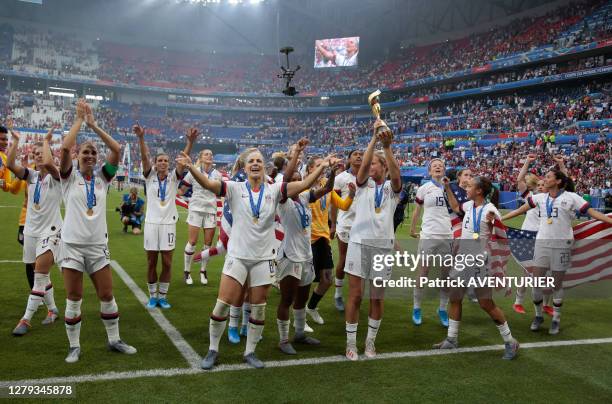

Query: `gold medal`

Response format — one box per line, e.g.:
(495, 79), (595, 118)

(303, 227), (309, 235)
(547, 218), (553, 224)
(253, 217), (259, 224)
(375, 207), (381, 214)
(33, 203), (40, 210)
(472, 233), (479, 240)
(160, 200), (166, 207)
(86, 208), (94, 216)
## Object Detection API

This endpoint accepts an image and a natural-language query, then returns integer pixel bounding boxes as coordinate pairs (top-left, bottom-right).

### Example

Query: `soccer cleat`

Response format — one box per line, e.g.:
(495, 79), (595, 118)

(543, 305), (554, 316)
(41, 309), (59, 325)
(200, 271), (208, 285)
(65, 347), (81, 363)
(412, 308), (422, 326)
(108, 340), (137, 355)
(146, 297), (158, 309)
(512, 304), (526, 314)
(240, 324), (248, 337)
(228, 326), (240, 344)
(335, 296), (345, 312)
(549, 320), (560, 335)
(345, 345), (359, 361)
(438, 308), (449, 328)
(502, 338), (519, 360)
(201, 350), (218, 370)
(294, 333), (320, 345)
(306, 308), (324, 325)
(12, 319), (31, 336)
(184, 272), (193, 285)
(244, 353), (265, 369)
(530, 316), (544, 331)
(157, 298), (171, 309)
(364, 338), (376, 358)
(279, 342), (297, 355)
(433, 338), (458, 349)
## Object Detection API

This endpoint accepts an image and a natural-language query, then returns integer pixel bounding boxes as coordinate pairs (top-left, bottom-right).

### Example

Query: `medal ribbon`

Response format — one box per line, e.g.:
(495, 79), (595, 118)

(374, 182), (385, 210)
(33, 174), (42, 205)
(546, 191), (563, 220)
(82, 173), (96, 210)
(472, 204), (484, 235)
(246, 182), (264, 219)
(295, 199), (309, 229)
(158, 173), (168, 202)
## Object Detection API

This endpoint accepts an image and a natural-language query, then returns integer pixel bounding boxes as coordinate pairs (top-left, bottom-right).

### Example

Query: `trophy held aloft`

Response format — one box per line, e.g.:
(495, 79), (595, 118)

(368, 89), (392, 137)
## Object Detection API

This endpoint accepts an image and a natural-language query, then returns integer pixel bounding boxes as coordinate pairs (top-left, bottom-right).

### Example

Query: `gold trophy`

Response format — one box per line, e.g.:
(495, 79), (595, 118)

(368, 89), (391, 136)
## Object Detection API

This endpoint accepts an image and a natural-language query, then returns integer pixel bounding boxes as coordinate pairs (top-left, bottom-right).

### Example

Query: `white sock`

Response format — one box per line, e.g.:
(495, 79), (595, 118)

(245, 303), (266, 355)
(65, 299), (82, 348)
(515, 286), (526, 305)
(448, 319), (460, 341)
(242, 302), (251, 328)
(209, 299), (230, 351)
(101, 298), (120, 344)
(439, 290), (449, 310)
(201, 244), (211, 272)
(532, 287), (543, 317)
(413, 287), (423, 310)
(22, 272), (46, 321)
(366, 317), (381, 342)
(277, 318), (289, 343)
(496, 321), (513, 343)
(229, 305), (241, 328)
(346, 322), (358, 346)
(147, 283), (157, 299)
(43, 280), (57, 312)
(293, 308), (306, 335)
(184, 242), (195, 273)
(334, 278), (343, 298)
(552, 289), (564, 322)
(158, 282), (169, 300)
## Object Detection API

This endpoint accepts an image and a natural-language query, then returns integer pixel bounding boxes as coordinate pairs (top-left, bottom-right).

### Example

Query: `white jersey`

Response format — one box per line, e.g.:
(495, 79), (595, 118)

(277, 191), (313, 262)
(61, 166), (112, 245)
(275, 173), (284, 183)
(459, 200), (501, 240)
(415, 181), (452, 238)
(335, 52), (358, 67)
(23, 168), (63, 237)
(520, 190), (540, 232)
(349, 178), (400, 248)
(528, 191), (589, 244)
(334, 170), (357, 233)
(144, 167), (180, 225)
(223, 181), (285, 260)
(183, 167), (222, 214)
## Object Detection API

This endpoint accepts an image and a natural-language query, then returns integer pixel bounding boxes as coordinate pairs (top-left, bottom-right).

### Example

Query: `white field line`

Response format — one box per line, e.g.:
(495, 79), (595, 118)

(1, 337), (612, 387)
(109, 260), (201, 370)
(0, 260), (22, 263)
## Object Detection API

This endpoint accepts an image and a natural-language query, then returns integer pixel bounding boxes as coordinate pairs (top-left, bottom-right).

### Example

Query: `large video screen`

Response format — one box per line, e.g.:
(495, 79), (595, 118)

(314, 37), (359, 68)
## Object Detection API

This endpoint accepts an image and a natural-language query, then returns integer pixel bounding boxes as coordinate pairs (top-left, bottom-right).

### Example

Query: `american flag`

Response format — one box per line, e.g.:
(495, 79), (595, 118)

(487, 219), (512, 294)
(506, 213), (612, 288)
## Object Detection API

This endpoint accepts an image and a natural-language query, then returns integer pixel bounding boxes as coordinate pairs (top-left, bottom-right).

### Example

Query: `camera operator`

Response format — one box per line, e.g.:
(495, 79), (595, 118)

(119, 187), (145, 234)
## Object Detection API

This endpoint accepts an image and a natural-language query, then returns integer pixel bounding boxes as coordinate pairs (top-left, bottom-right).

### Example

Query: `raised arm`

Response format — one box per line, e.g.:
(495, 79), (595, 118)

(517, 154), (536, 194)
(176, 152), (223, 196)
(553, 154), (568, 176)
(501, 203), (531, 221)
(42, 127), (60, 179)
(133, 123), (151, 177)
(178, 128), (198, 175)
(443, 178), (461, 213)
(6, 129), (26, 180)
(357, 123), (379, 186)
(379, 129), (401, 193)
(85, 103), (120, 167)
(315, 41), (335, 61)
(287, 155), (336, 199)
(586, 209), (612, 225)
(284, 137), (309, 182)
(60, 99), (86, 176)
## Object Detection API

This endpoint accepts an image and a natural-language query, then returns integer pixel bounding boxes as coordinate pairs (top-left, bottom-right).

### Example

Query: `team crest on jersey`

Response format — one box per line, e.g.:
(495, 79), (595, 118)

(561, 200), (568, 207)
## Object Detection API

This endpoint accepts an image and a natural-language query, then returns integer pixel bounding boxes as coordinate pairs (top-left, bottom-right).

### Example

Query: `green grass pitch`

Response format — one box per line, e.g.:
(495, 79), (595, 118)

(0, 188), (611, 403)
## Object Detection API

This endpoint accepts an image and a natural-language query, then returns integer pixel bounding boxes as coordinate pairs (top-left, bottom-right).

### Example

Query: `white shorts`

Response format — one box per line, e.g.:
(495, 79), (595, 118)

(344, 241), (393, 281)
(222, 256), (276, 287)
(276, 258), (315, 287)
(23, 233), (62, 264)
(417, 238), (452, 258)
(144, 223), (177, 251)
(336, 230), (350, 244)
(60, 241), (110, 275)
(187, 210), (217, 229)
(534, 245), (572, 272)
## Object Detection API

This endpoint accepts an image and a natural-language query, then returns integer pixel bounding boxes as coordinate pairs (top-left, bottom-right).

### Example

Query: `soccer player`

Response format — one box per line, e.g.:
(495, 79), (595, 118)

(344, 121), (401, 361)
(177, 148), (329, 369)
(409, 158), (452, 327)
(435, 176), (519, 360)
(181, 149), (223, 285)
(134, 123), (196, 309)
(8, 127), (61, 335)
(59, 99), (136, 363)
(501, 169), (612, 335)
(331, 149), (363, 312)
(275, 140), (339, 355)
(305, 155), (355, 326)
